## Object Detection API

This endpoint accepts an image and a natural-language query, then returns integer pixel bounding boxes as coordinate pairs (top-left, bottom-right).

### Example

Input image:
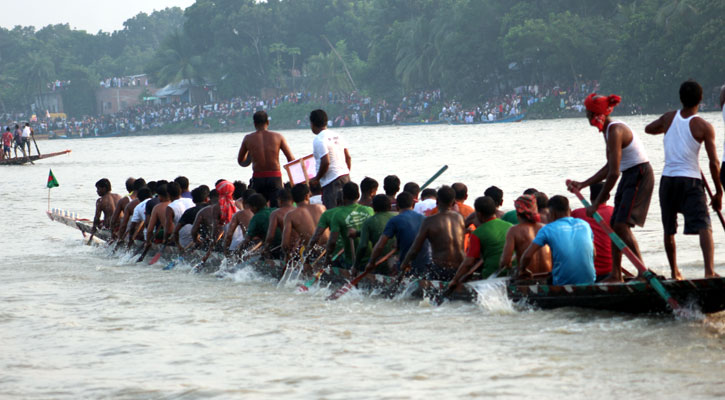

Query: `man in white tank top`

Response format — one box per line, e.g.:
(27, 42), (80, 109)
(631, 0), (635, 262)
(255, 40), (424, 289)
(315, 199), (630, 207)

(568, 93), (654, 282)
(645, 80), (722, 280)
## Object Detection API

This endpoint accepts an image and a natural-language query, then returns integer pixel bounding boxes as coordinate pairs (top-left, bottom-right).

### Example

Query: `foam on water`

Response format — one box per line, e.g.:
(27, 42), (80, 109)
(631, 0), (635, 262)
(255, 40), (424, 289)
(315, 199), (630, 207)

(467, 278), (518, 315)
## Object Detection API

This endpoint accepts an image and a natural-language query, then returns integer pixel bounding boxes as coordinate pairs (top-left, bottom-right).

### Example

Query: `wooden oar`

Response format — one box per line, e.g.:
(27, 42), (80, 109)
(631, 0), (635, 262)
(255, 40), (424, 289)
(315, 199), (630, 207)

(327, 248), (396, 300)
(192, 232), (224, 272)
(31, 134), (41, 155)
(568, 182), (682, 313)
(700, 170), (725, 231)
(419, 165), (448, 191)
(297, 248), (343, 292)
(148, 245), (166, 265)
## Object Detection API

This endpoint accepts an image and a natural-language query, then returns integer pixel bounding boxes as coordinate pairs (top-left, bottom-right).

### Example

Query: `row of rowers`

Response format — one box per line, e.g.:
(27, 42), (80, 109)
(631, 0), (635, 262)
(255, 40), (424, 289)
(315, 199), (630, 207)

(91, 171), (622, 287)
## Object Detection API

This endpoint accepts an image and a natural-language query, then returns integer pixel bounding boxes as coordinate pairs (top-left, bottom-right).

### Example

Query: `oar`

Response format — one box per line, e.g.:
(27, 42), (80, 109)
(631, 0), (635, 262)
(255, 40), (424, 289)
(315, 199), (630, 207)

(432, 259), (484, 305)
(419, 165), (448, 191)
(31, 134), (41, 155)
(567, 181), (681, 313)
(192, 232), (224, 272)
(297, 248), (343, 292)
(164, 242), (200, 270)
(137, 243), (151, 262)
(327, 248), (396, 300)
(700, 170), (725, 231)
(148, 245), (166, 265)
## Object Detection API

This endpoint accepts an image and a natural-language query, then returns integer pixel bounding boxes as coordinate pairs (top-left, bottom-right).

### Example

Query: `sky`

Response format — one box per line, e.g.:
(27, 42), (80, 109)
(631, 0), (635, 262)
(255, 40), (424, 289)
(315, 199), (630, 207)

(0, 0), (195, 33)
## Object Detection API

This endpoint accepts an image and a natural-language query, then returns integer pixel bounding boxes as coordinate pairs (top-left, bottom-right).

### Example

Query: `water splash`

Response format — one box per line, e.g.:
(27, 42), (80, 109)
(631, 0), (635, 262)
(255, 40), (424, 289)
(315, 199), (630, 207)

(467, 278), (517, 315)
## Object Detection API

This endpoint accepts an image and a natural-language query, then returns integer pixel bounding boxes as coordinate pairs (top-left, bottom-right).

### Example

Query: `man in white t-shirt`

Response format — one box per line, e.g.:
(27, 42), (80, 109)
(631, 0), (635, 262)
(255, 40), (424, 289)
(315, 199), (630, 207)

(21, 123), (32, 155)
(309, 109), (351, 209)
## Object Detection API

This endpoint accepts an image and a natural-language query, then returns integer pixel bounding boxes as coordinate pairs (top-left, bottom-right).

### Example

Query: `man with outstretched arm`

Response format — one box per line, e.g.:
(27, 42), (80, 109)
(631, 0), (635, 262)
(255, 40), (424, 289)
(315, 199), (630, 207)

(567, 93), (653, 282)
(644, 80), (722, 279)
(237, 110), (295, 207)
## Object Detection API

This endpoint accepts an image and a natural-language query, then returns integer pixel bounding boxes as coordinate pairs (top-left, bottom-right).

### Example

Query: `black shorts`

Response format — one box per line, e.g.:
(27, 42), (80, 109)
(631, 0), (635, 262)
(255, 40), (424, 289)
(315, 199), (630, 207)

(321, 174), (350, 210)
(612, 162), (654, 227)
(659, 176), (710, 235)
(249, 176), (283, 207)
(420, 263), (457, 281)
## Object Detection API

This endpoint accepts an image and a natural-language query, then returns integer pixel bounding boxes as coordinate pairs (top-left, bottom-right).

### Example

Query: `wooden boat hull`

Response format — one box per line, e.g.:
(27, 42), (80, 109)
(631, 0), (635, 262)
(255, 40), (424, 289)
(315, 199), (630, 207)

(1, 150), (71, 165)
(47, 209), (725, 314)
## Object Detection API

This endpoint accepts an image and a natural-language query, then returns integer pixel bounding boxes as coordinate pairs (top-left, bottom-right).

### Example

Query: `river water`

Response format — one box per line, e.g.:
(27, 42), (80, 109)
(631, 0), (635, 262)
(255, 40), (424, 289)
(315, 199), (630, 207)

(2, 113), (725, 399)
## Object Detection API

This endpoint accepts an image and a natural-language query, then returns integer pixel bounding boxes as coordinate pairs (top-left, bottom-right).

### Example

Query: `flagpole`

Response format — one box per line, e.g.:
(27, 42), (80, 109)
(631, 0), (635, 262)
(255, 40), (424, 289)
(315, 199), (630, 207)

(48, 188), (50, 211)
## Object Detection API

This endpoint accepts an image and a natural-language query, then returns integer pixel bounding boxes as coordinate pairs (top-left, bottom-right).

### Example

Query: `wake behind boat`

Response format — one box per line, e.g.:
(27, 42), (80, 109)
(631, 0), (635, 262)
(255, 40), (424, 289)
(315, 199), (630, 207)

(47, 209), (725, 315)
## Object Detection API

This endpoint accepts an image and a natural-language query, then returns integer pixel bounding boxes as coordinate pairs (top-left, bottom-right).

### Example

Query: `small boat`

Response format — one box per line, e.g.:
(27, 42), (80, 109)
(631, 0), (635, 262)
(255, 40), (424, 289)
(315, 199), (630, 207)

(50, 131), (123, 140)
(0, 150), (71, 165)
(449, 113), (526, 125)
(47, 209), (725, 314)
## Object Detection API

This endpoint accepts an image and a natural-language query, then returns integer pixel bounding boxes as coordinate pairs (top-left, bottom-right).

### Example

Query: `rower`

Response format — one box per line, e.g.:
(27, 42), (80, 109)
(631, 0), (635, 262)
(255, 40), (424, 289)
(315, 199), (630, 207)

(645, 80), (722, 279)
(237, 110), (295, 207)
(163, 182), (195, 245)
(116, 178), (146, 243)
(223, 189), (256, 253)
(362, 192), (430, 276)
(109, 177), (136, 239)
(175, 176), (192, 199)
(403, 181), (420, 201)
(383, 175), (400, 210)
(174, 185), (209, 251)
(309, 180), (323, 205)
(571, 183), (613, 281)
(238, 193), (274, 250)
(323, 182), (374, 268)
(500, 194), (552, 280)
(233, 180), (247, 211)
(502, 188), (539, 225)
(520, 195), (595, 285)
(484, 186), (505, 219)
(449, 196), (512, 288)
(568, 92), (654, 282)
(282, 183), (326, 252)
(262, 188), (295, 257)
(125, 186), (152, 248)
(352, 194), (397, 274)
(91, 178), (121, 238)
(144, 184), (171, 247)
(359, 177), (378, 207)
(191, 189), (219, 248)
(400, 185), (465, 281)
(144, 180), (167, 223)
(413, 188), (437, 216)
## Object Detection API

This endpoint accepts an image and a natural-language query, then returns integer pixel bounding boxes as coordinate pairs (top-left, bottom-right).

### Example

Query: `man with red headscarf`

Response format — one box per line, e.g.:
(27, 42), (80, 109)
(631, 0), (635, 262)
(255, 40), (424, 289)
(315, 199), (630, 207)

(567, 93), (654, 282)
(500, 194), (552, 279)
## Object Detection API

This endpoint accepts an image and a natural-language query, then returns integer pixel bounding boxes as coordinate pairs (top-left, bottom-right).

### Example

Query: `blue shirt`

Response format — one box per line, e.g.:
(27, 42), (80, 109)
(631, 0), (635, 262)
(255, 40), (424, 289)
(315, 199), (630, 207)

(533, 217), (595, 285)
(383, 210), (431, 269)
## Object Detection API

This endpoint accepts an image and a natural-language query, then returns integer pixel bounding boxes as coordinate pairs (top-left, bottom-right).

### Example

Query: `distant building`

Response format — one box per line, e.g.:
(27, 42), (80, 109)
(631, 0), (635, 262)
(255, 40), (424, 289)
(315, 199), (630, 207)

(33, 92), (64, 114)
(95, 74), (157, 115)
(154, 79), (215, 105)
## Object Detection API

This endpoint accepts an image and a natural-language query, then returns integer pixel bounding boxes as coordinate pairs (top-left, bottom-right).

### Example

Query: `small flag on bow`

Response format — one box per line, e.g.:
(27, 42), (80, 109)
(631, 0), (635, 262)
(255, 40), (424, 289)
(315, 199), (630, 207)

(47, 169), (59, 188)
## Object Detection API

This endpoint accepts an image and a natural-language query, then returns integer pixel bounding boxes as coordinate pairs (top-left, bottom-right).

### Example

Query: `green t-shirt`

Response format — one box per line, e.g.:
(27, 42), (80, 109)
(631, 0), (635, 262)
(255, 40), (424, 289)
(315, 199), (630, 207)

(472, 218), (513, 278)
(247, 207), (276, 241)
(502, 210), (518, 225)
(317, 207), (344, 251)
(329, 203), (374, 266)
(354, 211), (397, 268)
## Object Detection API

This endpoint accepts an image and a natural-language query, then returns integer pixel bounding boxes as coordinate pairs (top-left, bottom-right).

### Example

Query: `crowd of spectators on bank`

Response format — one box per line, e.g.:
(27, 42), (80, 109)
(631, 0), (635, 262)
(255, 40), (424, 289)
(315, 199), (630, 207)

(5, 80), (622, 136)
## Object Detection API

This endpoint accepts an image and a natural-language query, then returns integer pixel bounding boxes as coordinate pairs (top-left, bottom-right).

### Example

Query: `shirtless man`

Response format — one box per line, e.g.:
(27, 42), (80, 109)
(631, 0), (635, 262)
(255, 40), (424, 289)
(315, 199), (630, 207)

(110, 177), (136, 239)
(116, 178), (146, 244)
(191, 189), (220, 248)
(645, 80), (722, 279)
(499, 194), (552, 279)
(282, 183), (326, 251)
(144, 184), (171, 249)
(223, 189), (256, 253)
(400, 185), (466, 280)
(125, 187), (152, 248)
(91, 178), (121, 238)
(359, 177), (378, 207)
(237, 110), (295, 207)
(263, 188), (295, 255)
(568, 92), (654, 282)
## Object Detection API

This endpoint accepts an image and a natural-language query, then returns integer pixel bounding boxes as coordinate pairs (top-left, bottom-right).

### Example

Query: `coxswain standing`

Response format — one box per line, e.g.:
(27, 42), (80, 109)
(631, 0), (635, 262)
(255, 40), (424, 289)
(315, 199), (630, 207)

(308, 109), (351, 209)
(567, 93), (654, 282)
(237, 111), (295, 207)
(645, 80), (722, 279)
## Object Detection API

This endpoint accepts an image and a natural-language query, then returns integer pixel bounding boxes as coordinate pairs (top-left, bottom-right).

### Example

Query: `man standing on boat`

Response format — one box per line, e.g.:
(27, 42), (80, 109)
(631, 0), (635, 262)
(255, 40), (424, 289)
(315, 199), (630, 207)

(22, 123), (33, 156)
(237, 111), (295, 207)
(309, 109), (351, 209)
(567, 93), (654, 282)
(645, 80), (722, 279)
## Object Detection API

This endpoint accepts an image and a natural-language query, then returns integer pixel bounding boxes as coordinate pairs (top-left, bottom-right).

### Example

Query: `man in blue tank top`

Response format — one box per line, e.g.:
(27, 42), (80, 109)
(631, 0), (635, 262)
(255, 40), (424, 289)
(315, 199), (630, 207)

(567, 93), (654, 282)
(645, 80), (722, 280)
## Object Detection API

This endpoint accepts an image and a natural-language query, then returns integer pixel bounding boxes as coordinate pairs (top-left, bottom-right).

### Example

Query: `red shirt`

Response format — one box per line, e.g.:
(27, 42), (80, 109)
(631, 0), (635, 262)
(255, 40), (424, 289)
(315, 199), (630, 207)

(2, 131), (11, 146)
(571, 205), (614, 276)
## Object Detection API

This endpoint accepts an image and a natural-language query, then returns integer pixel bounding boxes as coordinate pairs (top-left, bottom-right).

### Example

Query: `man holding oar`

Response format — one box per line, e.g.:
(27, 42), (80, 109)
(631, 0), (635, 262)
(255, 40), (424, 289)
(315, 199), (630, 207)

(91, 178), (121, 241)
(645, 80), (722, 279)
(567, 93), (653, 282)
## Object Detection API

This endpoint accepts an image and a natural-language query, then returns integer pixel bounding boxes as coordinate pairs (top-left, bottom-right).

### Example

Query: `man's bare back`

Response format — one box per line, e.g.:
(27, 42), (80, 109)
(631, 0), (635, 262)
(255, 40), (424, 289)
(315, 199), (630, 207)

(266, 205), (295, 246)
(501, 222), (551, 278)
(282, 203), (326, 250)
(94, 192), (121, 230)
(403, 210), (465, 272)
(145, 200), (170, 244)
(237, 129), (294, 172)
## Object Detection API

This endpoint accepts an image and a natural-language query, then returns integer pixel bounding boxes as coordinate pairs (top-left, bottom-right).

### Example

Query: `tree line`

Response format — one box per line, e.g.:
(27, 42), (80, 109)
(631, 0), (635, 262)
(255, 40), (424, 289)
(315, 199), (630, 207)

(0, 0), (722, 118)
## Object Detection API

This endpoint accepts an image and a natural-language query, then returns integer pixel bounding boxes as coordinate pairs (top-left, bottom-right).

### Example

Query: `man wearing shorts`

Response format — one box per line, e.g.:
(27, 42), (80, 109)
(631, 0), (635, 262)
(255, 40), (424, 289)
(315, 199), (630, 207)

(237, 110), (295, 207)
(568, 93), (654, 282)
(2, 127), (12, 159)
(309, 109), (351, 210)
(645, 80), (721, 279)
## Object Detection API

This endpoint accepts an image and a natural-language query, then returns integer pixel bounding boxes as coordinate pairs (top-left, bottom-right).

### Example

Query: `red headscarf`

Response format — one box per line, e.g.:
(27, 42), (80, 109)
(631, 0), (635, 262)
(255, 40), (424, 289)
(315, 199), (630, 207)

(584, 93), (621, 132)
(215, 180), (237, 225)
(514, 194), (540, 223)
